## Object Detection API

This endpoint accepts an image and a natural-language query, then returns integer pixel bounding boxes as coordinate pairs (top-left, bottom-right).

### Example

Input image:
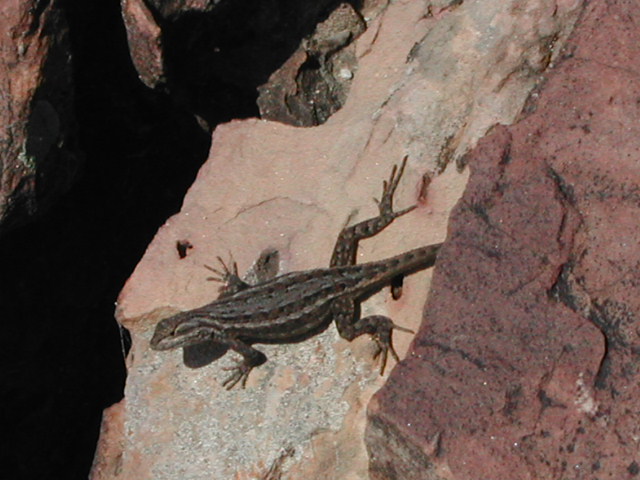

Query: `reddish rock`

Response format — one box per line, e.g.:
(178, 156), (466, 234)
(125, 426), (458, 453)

(0, 0), (80, 232)
(368, 1), (640, 478)
(90, 402), (126, 478)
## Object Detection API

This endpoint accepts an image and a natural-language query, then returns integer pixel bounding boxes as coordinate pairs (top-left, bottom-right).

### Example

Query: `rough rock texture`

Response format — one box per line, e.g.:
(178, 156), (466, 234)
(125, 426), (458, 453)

(368, 1), (640, 479)
(0, 0), (80, 233)
(121, 0), (165, 89)
(92, 1), (585, 479)
(257, 2), (366, 126)
(120, 0), (354, 125)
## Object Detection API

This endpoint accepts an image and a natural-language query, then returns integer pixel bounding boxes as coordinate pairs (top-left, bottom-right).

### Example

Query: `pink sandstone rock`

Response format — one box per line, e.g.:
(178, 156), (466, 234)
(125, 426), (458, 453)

(368, 1), (640, 478)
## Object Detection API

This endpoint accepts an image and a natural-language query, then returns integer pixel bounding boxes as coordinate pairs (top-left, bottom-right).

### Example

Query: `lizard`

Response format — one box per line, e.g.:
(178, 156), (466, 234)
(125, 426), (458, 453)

(150, 157), (442, 389)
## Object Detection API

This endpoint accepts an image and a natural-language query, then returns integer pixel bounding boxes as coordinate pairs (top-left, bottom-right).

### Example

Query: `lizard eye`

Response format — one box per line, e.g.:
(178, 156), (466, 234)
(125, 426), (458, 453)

(174, 323), (193, 335)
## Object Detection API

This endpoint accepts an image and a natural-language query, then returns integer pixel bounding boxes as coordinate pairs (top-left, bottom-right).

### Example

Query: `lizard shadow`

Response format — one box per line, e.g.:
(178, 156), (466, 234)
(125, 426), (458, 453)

(183, 342), (228, 368)
(181, 323), (335, 368)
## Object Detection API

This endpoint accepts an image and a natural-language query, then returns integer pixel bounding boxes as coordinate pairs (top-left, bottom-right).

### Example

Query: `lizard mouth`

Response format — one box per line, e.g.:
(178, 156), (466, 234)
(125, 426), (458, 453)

(149, 328), (179, 350)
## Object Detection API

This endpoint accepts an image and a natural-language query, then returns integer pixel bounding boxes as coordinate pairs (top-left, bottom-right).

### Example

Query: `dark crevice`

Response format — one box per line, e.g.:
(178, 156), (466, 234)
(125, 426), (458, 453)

(161, 0), (360, 126)
(2, 1), (372, 478)
(587, 300), (636, 390)
(26, 0), (52, 36)
(537, 389), (567, 410)
(545, 164), (577, 206)
(3, 1), (202, 479)
(547, 260), (580, 310)
(418, 339), (488, 371)
(547, 261), (637, 391)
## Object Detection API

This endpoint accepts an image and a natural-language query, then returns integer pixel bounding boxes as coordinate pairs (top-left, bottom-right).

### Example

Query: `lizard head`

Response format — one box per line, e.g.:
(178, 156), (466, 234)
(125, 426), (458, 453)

(150, 311), (213, 351)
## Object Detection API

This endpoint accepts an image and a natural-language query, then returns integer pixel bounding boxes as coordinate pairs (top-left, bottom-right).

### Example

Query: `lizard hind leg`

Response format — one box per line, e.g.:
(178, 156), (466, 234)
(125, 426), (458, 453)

(375, 155), (416, 220)
(218, 337), (267, 389)
(367, 315), (414, 375)
(331, 298), (414, 375)
(331, 156), (417, 267)
(205, 248), (281, 299)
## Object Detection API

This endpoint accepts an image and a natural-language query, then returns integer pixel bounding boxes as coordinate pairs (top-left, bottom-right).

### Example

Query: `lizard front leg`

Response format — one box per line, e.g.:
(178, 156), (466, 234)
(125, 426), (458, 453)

(217, 335), (267, 389)
(205, 255), (250, 298)
(330, 156), (416, 268)
(330, 298), (413, 375)
(205, 249), (280, 298)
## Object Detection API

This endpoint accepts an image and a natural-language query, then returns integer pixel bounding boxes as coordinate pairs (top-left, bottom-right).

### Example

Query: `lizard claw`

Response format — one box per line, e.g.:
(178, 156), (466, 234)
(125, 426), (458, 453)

(391, 322), (415, 334)
(392, 204), (418, 219)
(371, 318), (414, 376)
(205, 255), (239, 283)
(221, 361), (252, 390)
(205, 254), (250, 297)
(377, 156), (412, 218)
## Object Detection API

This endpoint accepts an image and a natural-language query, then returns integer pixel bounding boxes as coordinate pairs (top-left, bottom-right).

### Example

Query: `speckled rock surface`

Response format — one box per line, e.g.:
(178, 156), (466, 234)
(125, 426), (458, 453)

(368, 1), (640, 478)
(0, 0), (80, 232)
(91, 1), (585, 478)
(121, 0), (164, 89)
